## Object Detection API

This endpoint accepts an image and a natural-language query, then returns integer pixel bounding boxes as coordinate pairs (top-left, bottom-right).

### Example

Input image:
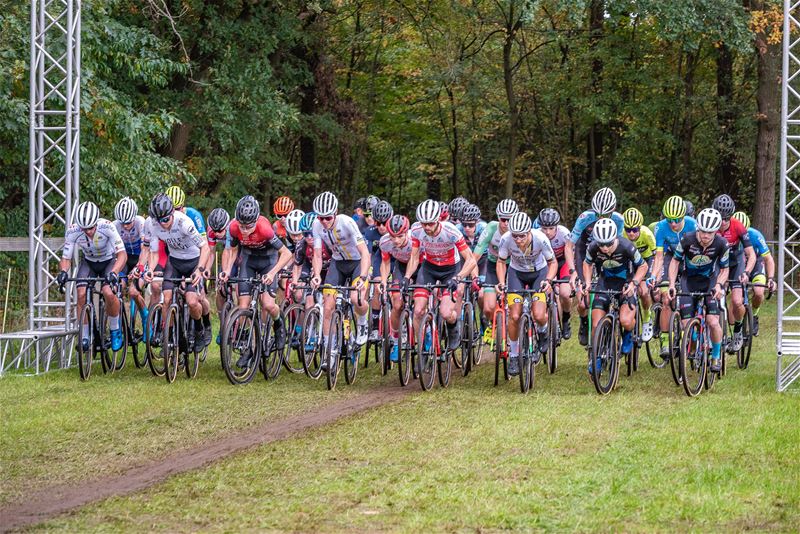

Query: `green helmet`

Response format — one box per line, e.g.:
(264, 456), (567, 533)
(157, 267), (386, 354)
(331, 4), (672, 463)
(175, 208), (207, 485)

(623, 208), (644, 228)
(663, 195), (686, 219)
(732, 211), (750, 230)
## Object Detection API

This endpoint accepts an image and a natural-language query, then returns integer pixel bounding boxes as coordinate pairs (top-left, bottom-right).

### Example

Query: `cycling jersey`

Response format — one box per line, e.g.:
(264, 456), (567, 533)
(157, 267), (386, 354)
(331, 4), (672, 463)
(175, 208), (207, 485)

(312, 214), (366, 261)
(294, 240), (332, 271)
(184, 206), (206, 237)
(474, 221), (506, 262)
(273, 218), (287, 239)
(207, 227), (231, 249)
(379, 233), (413, 264)
(497, 229), (555, 272)
(63, 219), (125, 262)
(544, 225), (570, 261)
(673, 232), (730, 279)
(717, 218), (751, 265)
(569, 211), (624, 245)
(630, 225), (656, 260)
(228, 216), (284, 256)
(456, 220), (487, 250)
(654, 216), (697, 255)
(585, 237), (644, 281)
(746, 227), (770, 257)
(114, 215), (146, 256)
(410, 221), (468, 267)
(149, 211), (205, 260)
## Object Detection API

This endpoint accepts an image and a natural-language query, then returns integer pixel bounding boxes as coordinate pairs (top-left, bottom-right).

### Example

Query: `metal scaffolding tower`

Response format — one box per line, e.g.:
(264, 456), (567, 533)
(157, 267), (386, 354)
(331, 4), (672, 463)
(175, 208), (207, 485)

(0, 0), (80, 375)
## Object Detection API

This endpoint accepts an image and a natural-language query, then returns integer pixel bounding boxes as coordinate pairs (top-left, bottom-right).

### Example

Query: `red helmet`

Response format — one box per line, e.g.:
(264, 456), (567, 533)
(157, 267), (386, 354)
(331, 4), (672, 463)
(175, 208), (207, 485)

(273, 196), (294, 217)
(387, 214), (410, 237)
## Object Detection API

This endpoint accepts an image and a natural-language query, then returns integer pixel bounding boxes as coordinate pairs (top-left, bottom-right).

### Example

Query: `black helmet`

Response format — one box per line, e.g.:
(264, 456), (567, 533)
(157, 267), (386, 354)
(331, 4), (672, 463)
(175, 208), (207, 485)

(149, 193), (174, 220)
(684, 200), (695, 217)
(208, 207), (230, 232)
(354, 197), (365, 210)
(373, 200), (394, 223)
(448, 197), (469, 220)
(538, 208), (561, 227)
(461, 203), (481, 222)
(712, 194), (735, 219)
(364, 195), (379, 214)
(235, 195), (260, 225)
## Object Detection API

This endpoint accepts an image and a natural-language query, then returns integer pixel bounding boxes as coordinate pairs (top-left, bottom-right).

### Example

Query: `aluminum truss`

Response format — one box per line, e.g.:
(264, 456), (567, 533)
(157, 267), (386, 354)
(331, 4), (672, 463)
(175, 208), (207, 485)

(0, 0), (80, 375)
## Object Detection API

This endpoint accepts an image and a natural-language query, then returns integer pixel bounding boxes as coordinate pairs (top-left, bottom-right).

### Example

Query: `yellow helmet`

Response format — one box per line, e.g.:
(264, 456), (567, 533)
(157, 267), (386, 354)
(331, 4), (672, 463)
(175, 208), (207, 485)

(623, 207), (644, 228)
(732, 211), (750, 230)
(165, 185), (185, 209)
(663, 195), (686, 219)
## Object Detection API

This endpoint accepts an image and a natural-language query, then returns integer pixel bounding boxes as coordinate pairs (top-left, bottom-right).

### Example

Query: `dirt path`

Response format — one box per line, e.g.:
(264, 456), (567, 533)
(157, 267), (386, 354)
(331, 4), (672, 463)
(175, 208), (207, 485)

(0, 384), (415, 532)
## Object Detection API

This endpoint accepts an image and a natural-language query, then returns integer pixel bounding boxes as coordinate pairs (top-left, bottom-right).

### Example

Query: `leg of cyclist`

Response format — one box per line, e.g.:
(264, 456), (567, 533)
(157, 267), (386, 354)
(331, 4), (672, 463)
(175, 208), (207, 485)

(440, 277), (463, 351)
(506, 295), (522, 376)
(76, 283), (89, 350)
(728, 260), (745, 351)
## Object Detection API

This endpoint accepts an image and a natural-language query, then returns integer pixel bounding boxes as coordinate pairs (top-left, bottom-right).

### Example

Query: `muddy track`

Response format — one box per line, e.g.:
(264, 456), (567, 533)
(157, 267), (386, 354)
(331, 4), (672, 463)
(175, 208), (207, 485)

(0, 383), (417, 532)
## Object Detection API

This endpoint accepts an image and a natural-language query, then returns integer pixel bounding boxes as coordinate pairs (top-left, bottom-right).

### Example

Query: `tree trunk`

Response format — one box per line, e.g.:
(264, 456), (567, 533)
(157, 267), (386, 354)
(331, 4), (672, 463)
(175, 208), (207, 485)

(586, 0), (604, 185)
(503, 28), (519, 198)
(680, 50), (698, 185)
(165, 122), (191, 161)
(716, 43), (737, 194)
(446, 86), (459, 196)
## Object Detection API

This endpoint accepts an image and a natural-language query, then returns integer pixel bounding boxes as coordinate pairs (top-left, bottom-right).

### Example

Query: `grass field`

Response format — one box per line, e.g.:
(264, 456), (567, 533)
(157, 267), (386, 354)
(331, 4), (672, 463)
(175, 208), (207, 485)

(4, 303), (800, 532)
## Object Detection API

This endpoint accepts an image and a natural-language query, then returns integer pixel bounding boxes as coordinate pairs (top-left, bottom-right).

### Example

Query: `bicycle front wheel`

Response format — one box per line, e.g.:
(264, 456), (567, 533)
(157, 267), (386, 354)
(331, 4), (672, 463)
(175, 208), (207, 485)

(493, 310), (508, 386)
(344, 311), (359, 385)
(283, 304), (306, 374)
(645, 303), (668, 368)
(221, 308), (260, 385)
(146, 304), (166, 377)
(77, 304), (94, 381)
(668, 310), (683, 386)
(302, 307), (324, 380)
(679, 317), (706, 397)
(461, 301), (474, 377)
(547, 299), (559, 374)
(164, 305), (181, 384)
(737, 305), (753, 369)
(326, 310), (343, 390)
(129, 299), (146, 369)
(398, 308), (414, 387)
(417, 313), (437, 391)
(591, 315), (618, 395)
(519, 315), (534, 394)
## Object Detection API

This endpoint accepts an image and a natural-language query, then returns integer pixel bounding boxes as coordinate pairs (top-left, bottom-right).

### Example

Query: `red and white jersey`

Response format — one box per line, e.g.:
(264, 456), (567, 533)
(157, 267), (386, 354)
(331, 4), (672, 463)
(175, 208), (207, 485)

(379, 233), (413, 264)
(547, 225), (570, 261)
(410, 221), (468, 267)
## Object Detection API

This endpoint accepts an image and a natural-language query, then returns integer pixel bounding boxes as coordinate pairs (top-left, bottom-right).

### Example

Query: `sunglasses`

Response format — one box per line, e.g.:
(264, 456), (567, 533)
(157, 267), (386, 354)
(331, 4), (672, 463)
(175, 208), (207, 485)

(158, 215), (172, 224)
(667, 217), (683, 224)
(722, 217), (731, 222)
(499, 218), (509, 223)
(376, 221), (387, 227)
(318, 215), (334, 222)
(303, 232), (312, 238)
(462, 222), (476, 228)
(598, 242), (614, 248)
(511, 233), (528, 240)
(625, 226), (640, 233)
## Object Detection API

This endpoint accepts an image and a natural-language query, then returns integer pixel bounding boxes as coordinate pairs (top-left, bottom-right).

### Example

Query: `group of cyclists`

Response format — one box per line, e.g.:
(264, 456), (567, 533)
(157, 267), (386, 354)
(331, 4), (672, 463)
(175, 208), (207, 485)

(58, 182), (776, 391)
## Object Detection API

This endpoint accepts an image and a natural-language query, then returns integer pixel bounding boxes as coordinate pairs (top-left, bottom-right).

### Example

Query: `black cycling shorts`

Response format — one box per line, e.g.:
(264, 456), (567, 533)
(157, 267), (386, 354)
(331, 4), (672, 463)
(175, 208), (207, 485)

(163, 256), (200, 292)
(239, 252), (278, 295)
(76, 259), (114, 288)
(591, 277), (636, 312)
(325, 259), (362, 287)
(678, 275), (719, 319)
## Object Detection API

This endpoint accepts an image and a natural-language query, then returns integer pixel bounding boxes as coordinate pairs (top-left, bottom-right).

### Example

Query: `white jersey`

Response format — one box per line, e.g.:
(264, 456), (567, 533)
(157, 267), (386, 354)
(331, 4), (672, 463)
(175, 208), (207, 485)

(62, 219), (125, 262)
(114, 215), (146, 256)
(148, 211), (205, 260)
(498, 229), (555, 272)
(312, 214), (365, 261)
(409, 221), (468, 267)
(379, 233), (412, 264)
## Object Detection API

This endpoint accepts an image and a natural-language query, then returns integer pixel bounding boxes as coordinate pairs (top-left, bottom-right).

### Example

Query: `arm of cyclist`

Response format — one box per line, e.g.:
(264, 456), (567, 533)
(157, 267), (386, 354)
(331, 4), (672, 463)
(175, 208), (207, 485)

(565, 239), (577, 288)
(625, 260), (648, 298)
(714, 268), (728, 301)
(263, 244), (294, 286)
(380, 255), (391, 292)
(355, 241), (371, 290)
(741, 244), (756, 285)
(191, 241), (210, 286)
(219, 244), (237, 283)
(765, 253), (776, 292)
(666, 256), (680, 299)
(495, 258), (507, 294)
(456, 242), (477, 281)
(652, 249), (664, 285)
(403, 243), (421, 285)
(581, 260), (592, 298)
(542, 256), (558, 294)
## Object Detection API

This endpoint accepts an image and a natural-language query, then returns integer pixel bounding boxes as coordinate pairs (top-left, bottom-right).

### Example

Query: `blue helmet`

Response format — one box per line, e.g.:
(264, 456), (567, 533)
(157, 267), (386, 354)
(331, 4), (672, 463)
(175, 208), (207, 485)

(300, 212), (317, 233)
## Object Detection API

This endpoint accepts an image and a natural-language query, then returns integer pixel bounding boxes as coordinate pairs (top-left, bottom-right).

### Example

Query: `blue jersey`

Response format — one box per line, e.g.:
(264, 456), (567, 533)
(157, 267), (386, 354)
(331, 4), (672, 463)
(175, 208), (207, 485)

(655, 216), (696, 256)
(184, 206), (206, 238)
(746, 228), (770, 257)
(363, 225), (385, 275)
(569, 211), (624, 245)
(457, 220), (487, 250)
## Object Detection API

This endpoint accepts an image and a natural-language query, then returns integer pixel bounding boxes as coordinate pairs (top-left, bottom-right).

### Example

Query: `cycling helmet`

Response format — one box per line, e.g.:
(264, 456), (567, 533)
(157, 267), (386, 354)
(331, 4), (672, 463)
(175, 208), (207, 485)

(592, 218), (618, 244)
(623, 207), (644, 228)
(387, 214), (410, 236)
(697, 208), (723, 232)
(273, 196), (294, 217)
(508, 212), (532, 234)
(149, 193), (174, 221)
(285, 209), (305, 235)
(364, 195), (379, 214)
(165, 185), (185, 209)
(114, 197), (138, 224)
(373, 200), (394, 223)
(461, 204), (481, 222)
(313, 191), (338, 216)
(496, 198), (519, 218)
(448, 197), (469, 220)
(538, 208), (561, 227)
(732, 211), (750, 230)
(207, 207), (230, 232)
(235, 195), (260, 225)
(663, 195), (686, 219)
(591, 187), (616, 216)
(438, 201), (450, 221)
(75, 201), (100, 229)
(684, 200), (695, 217)
(300, 212), (317, 233)
(416, 199), (441, 223)
(712, 194), (735, 219)
(354, 197), (365, 210)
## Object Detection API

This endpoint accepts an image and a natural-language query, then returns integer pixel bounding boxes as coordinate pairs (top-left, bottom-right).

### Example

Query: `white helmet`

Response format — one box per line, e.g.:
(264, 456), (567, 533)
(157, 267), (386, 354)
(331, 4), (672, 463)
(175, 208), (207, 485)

(75, 201), (100, 229)
(114, 197), (138, 224)
(508, 212), (532, 234)
(496, 198), (519, 218)
(313, 191), (338, 217)
(591, 187), (616, 216)
(285, 209), (306, 235)
(696, 208), (723, 233)
(416, 199), (441, 223)
(592, 218), (618, 244)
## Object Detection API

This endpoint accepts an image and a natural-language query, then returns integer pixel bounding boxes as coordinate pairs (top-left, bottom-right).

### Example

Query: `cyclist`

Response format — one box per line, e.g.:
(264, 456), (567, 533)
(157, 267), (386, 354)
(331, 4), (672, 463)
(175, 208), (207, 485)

(282, 208), (309, 303)
(448, 196), (469, 225)
(355, 195), (378, 234)
(310, 191), (372, 349)
(403, 199), (477, 351)
(203, 207), (234, 345)
(113, 197), (149, 330)
(438, 201), (450, 222)
(667, 208), (730, 372)
(684, 200), (695, 218)
(494, 212), (557, 375)
(458, 204), (486, 250)
(218, 196), (294, 358)
(652, 195), (696, 359)
(58, 201), (128, 352)
(566, 187), (624, 346)
(143, 194), (210, 351)
(379, 214), (414, 362)
(622, 207), (656, 341)
(272, 196), (295, 243)
(580, 218), (648, 373)
(366, 200), (394, 340)
(536, 207), (574, 339)
(732, 211), (775, 336)
(712, 194), (755, 351)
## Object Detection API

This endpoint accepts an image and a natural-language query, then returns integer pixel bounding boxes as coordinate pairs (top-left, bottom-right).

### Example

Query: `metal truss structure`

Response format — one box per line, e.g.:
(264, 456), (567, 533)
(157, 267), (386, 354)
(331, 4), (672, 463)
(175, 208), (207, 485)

(0, 0), (80, 375)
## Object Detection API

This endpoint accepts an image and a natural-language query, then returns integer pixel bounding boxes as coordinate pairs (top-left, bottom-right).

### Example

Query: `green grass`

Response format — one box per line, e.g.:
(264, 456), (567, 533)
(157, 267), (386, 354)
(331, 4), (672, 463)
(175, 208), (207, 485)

(20, 302), (800, 532)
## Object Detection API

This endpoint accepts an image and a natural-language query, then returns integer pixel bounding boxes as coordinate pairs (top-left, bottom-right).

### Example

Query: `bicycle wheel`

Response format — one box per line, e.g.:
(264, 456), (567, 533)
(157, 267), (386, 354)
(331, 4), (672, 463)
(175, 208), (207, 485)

(737, 305), (753, 369)
(398, 308), (413, 387)
(720, 310), (730, 377)
(668, 310), (683, 386)
(437, 315), (453, 388)
(461, 301), (474, 377)
(97, 301), (114, 375)
(164, 305), (181, 384)
(185, 317), (201, 380)
(472, 298), (484, 366)
(493, 310), (508, 386)
(282, 304), (306, 374)
(146, 303), (166, 377)
(417, 312), (436, 391)
(379, 300), (391, 376)
(591, 314), (618, 395)
(76, 304), (94, 381)
(547, 299), (559, 374)
(345, 310), (360, 385)
(262, 318), (282, 380)
(679, 317), (706, 397)
(645, 303), (667, 368)
(113, 304), (129, 372)
(519, 315), (534, 394)
(221, 307), (260, 385)
(326, 310), (343, 390)
(129, 299), (146, 369)
(302, 307), (324, 379)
